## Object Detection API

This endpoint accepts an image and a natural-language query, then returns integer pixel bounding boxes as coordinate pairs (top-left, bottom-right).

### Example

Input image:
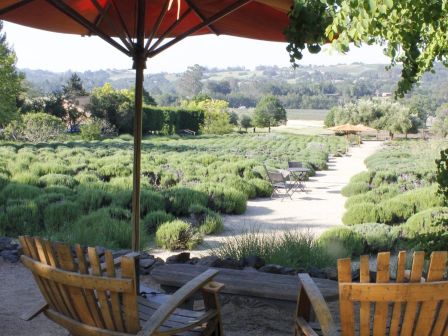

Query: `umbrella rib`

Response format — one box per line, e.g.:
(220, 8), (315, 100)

(144, 0), (170, 52)
(146, 7), (193, 54)
(0, 0), (35, 15)
(45, 0), (131, 56)
(148, 0), (252, 58)
(110, 0), (134, 46)
(183, 0), (220, 35)
(90, 0), (134, 52)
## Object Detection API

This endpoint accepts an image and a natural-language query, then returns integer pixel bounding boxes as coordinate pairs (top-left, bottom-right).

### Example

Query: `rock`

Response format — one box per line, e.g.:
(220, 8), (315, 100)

(139, 258), (156, 269)
(259, 264), (283, 274)
(243, 266), (258, 272)
(280, 267), (296, 275)
(112, 249), (132, 259)
(187, 257), (199, 265)
(0, 237), (18, 251)
(1, 250), (19, 263)
(139, 252), (154, 259)
(214, 257), (243, 270)
(321, 267), (338, 280)
(96, 246), (106, 258)
(166, 252), (190, 264)
(308, 266), (326, 279)
(197, 256), (220, 267)
(241, 255), (265, 269)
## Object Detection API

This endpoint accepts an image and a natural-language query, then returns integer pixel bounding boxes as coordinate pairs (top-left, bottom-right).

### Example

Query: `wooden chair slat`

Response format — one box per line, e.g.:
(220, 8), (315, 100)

(338, 258), (355, 336)
(121, 255), (140, 334)
(105, 251), (125, 332)
(400, 251), (425, 336)
(431, 300), (448, 336)
(87, 247), (116, 331)
(414, 252), (448, 336)
(21, 236), (59, 311)
(373, 252), (390, 336)
(75, 244), (105, 329)
(359, 255), (370, 336)
(34, 238), (71, 317)
(55, 242), (96, 326)
(45, 239), (79, 320)
(389, 251), (407, 336)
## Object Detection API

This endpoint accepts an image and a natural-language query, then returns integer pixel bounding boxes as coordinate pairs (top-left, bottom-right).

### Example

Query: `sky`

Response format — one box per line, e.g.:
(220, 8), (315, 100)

(3, 21), (390, 73)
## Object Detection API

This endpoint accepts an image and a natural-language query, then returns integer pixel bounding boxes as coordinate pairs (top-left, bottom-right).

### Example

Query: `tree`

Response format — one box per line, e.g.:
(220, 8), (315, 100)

(286, 1), (448, 96)
(62, 73), (87, 97)
(0, 21), (23, 127)
(240, 115), (253, 132)
(177, 64), (205, 98)
(228, 111), (239, 126)
(432, 104), (448, 138)
(182, 98), (233, 135)
(253, 95), (287, 132)
(383, 103), (418, 139)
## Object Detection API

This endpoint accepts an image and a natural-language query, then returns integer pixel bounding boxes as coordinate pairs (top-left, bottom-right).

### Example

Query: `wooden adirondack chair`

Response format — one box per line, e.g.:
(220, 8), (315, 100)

(295, 251), (448, 336)
(19, 236), (224, 336)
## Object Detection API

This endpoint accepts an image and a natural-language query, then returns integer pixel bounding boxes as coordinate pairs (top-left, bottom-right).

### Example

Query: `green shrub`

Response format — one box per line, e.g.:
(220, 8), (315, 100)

(76, 187), (112, 212)
(371, 170), (398, 187)
(213, 229), (335, 270)
(38, 174), (78, 188)
(53, 208), (148, 249)
(75, 172), (101, 184)
(247, 178), (273, 197)
(197, 183), (247, 214)
(341, 182), (370, 197)
(342, 202), (379, 225)
(188, 204), (224, 234)
(0, 183), (40, 202)
(155, 220), (202, 250)
(400, 207), (448, 253)
(318, 226), (364, 258)
(164, 187), (208, 216)
(377, 199), (415, 224)
(43, 201), (79, 231)
(29, 162), (73, 176)
(0, 174), (9, 191)
(140, 189), (165, 215)
(142, 211), (175, 234)
(351, 223), (399, 252)
(349, 171), (373, 185)
(0, 200), (40, 236)
(11, 172), (40, 186)
(44, 185), (75, 196)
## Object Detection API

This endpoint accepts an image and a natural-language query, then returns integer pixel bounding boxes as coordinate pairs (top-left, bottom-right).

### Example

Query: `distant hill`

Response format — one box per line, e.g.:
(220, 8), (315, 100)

(21, 62), (448, 110)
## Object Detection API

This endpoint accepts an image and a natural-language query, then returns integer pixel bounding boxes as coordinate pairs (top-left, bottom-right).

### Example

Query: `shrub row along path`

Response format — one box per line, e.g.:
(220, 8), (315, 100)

(153, 140), (383, 259)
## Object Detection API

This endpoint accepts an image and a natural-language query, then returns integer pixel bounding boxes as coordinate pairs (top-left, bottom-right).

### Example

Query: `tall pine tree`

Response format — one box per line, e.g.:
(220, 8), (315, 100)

(0, 21), (23, 127)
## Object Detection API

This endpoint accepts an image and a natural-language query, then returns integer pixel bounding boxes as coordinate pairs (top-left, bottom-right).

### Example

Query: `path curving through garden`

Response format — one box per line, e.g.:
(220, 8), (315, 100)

(153, 140), (383, 259)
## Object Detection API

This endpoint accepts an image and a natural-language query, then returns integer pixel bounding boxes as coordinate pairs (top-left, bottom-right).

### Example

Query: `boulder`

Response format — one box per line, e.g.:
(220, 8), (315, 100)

(214, 257), (243, 270)
(1, 250), (19, 263)
(166, 252), (190, 264)
(197, 256), (220, 267)
(259, 264), (283, 274)
(241, 255), (265, 269)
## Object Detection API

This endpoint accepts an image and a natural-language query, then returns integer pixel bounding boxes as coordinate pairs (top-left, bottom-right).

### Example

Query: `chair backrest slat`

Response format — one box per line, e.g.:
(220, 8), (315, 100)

(400, 251), (425, 335)
(372, 252), (390, 336)
(338, 258), (355, 336)
(288, 161), (302, 168)
(55, 242), (97, 326)
(75, 244), (105, 329)
(339, 251), (448, 336)
(88, 247), (116, 331)
(359, 255), (370, 336)
(105, 250), (125, 332)
(414, 251), (448, 335)
(388, 251), (407, 336)
(121, 255), (140, 334)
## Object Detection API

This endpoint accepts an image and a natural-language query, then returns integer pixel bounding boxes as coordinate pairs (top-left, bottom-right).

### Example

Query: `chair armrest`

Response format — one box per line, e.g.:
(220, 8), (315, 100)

(297, 273), (338, 336)
(137, 269), (219, 336)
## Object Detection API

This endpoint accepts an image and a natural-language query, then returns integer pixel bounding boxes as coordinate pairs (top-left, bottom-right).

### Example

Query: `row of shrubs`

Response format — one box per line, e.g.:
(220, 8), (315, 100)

(321, 206), (448, 256)
(0, 133), (346, 249)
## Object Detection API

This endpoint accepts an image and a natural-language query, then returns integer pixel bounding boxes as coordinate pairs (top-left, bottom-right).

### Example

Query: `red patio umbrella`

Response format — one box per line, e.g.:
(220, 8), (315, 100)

(0, 0), (292, 250)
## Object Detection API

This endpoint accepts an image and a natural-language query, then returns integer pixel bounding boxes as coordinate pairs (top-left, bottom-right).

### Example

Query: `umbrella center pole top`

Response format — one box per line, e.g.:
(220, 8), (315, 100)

(132, 45), (147, 70)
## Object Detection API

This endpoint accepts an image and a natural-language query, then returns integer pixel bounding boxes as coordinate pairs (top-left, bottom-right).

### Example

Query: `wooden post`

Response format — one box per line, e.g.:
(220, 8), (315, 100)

(131, 0), (147, 252)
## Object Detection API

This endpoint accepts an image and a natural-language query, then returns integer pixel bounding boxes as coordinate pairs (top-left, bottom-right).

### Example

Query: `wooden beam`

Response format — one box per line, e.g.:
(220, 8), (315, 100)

(184, 0), (220, 35)
(144, 0), (170, 52)
(254, 0), (292, 13)
(0, 0), (35, 15)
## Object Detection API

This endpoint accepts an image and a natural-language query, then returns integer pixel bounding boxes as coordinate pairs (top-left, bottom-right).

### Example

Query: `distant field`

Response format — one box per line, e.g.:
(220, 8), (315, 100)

(230, 108), (329, 121)
(287, 109), (329, 121)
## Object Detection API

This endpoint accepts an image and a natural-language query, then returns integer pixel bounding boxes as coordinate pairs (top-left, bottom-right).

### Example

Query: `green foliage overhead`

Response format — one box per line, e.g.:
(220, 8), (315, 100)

(436, 148), (448, 204)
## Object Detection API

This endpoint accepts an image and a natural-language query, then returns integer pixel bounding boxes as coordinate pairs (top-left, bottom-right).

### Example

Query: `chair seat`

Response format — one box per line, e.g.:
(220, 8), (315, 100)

(138, 297), (215, 336)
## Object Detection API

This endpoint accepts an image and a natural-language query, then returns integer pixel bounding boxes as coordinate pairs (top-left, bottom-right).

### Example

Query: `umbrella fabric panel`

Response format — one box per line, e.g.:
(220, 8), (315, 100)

(1, 0), (290, 42)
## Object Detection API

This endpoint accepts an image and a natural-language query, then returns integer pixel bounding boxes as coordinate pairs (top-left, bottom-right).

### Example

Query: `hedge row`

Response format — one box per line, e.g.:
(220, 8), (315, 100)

(142, 106), (204, 134)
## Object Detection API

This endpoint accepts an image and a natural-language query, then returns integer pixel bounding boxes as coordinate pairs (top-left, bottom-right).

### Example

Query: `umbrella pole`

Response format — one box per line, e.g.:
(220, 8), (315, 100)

(131, 0), (147, 252)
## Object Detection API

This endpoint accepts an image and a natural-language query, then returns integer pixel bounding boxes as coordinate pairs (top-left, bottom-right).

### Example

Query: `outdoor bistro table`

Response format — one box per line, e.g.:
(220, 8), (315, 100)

(284, 167), (310, 191)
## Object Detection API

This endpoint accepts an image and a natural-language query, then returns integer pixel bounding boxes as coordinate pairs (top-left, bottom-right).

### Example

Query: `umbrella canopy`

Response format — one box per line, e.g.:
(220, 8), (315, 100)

(0, 0), (292, 251)
(328, 123), (376, 133)
(354, 124), (377, 132)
